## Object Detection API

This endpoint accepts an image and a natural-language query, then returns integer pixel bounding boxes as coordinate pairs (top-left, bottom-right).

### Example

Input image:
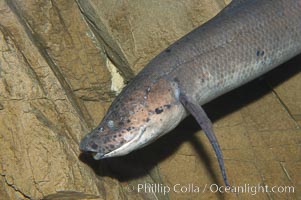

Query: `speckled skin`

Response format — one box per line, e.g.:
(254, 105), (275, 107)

(80, 0), (301, 160)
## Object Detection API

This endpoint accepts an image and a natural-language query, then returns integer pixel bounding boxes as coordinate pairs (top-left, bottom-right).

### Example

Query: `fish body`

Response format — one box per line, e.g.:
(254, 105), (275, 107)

(80, 0), (301, 185)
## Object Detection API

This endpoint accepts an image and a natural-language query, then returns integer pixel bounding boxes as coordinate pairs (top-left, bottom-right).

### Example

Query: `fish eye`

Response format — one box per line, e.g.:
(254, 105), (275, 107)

(107, 120), (114, 129)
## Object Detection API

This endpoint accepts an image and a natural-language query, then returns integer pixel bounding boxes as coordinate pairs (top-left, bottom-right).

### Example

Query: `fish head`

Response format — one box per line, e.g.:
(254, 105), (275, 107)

(79, 78), (187, 159)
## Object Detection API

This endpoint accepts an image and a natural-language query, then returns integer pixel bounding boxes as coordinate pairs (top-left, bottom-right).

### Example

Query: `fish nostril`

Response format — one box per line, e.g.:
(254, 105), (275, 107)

(97, 127), (104, 132)
(79, 135), (100, 153)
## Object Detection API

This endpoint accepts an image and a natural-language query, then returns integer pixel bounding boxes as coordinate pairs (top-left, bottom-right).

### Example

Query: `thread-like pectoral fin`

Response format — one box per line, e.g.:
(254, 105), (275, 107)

(179, 93), (229, 186)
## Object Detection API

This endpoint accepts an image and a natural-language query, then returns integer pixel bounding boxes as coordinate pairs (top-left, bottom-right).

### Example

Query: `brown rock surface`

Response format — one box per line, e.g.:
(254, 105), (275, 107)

(0, 0), (300, 200)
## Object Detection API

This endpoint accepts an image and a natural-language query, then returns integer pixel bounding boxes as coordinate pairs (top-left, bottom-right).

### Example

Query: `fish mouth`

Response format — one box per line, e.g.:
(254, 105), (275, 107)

(82, 147), (112, 160)
(93, 152), (105, 160)
(94, 126), (147, 159)
(80, 126), (147, 160)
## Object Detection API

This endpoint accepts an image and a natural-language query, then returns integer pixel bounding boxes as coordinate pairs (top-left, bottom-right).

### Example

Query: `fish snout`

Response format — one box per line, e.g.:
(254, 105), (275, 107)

(79, 131), (126, 160)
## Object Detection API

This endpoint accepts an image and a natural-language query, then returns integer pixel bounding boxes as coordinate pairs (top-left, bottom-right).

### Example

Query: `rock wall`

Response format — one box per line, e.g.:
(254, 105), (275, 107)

(0, 0), (300, 199)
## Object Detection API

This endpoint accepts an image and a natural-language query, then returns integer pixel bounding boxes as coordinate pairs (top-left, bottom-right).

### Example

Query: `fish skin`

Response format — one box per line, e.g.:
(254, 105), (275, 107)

(80, 0), (301, 184)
